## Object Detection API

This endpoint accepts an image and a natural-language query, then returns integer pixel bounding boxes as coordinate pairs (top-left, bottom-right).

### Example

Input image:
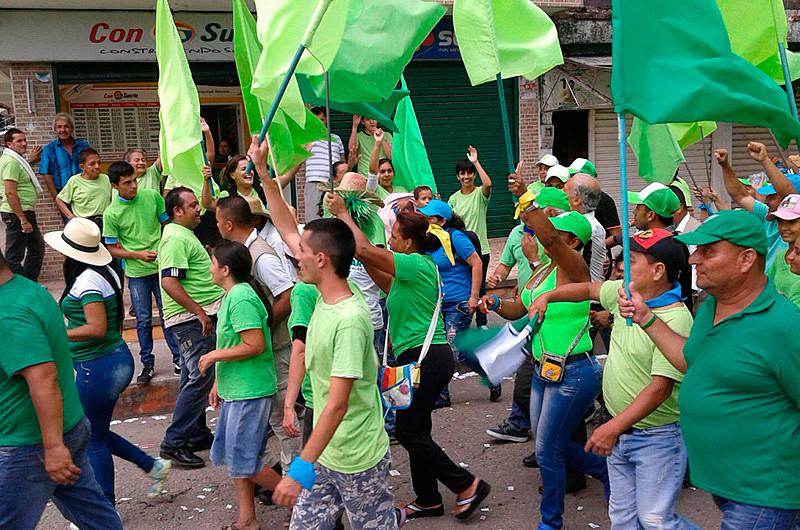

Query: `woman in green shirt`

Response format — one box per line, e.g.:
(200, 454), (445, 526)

(44, 218), (171, 506)
(480, 194), (609, 530)
(197, 240), (282, 530)
(201, 155), (266, 213)
(328, 195), (490, 523)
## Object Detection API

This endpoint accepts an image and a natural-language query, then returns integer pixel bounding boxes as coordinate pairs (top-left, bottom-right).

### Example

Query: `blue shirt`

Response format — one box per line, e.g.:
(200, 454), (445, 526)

(752, 200), (787, 272)
(39, 138), (90, 191)
(429, 229), (477, 302)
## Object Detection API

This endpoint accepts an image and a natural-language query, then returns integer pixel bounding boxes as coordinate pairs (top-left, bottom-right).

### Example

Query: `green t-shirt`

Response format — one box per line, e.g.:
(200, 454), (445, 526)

(138, 163), (163, 192)
(306, 292), (388, 473)
(215, 283), (277, 401)
(158, 222), (225, 320)
(288, 281), (320, 409)
(599, 280), (690, 429)
(499, 224), (550, 292)
(374, 184), (409, 201)
(386, 252), (448, 355)
(769, 248), (800, 307)
(218, 187), (265, 209)
(681, 281), (800, 509)
(57, 173), (112, 218)
(0, 153), (37, 213)
(0, 275), (84, 446)
(60, 268), (125, 363)
(356, 130), (392, 177)
(448, 187), (490, 254)
(103, 189), (168, 278)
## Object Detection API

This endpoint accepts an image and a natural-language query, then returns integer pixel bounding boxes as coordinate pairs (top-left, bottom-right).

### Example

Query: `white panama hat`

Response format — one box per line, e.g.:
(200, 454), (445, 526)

(44, 217), (112, 266)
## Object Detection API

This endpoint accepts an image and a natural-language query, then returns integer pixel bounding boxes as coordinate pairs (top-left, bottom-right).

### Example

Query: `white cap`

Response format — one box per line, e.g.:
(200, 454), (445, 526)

(537, 153), (559, 167)
(545, 164), (569, 183)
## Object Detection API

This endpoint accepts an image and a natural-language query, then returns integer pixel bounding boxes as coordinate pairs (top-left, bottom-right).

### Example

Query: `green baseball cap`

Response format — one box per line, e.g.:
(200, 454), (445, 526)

(674, 210), (767, 255)
(567, 158), (597, 176)
(536, 186), (570, 212)
(550, 211), (592, 244)
(628, 183), (681, 218)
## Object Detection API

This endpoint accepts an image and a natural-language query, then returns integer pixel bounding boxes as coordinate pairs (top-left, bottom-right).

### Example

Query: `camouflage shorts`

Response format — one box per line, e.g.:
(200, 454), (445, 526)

(289, 451), (398, 530)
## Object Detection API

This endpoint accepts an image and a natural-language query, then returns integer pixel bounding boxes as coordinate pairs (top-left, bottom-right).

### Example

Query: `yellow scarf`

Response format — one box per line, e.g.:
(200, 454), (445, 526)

(427, 223), (455, 265)
(514, 190), (537, 219)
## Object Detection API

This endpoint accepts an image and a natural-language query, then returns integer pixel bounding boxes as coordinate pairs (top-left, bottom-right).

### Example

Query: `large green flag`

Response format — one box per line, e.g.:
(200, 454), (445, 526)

(453, 0), (563, 86)
(251, 0), (348, 126)
(232, 0), (327, 174)
(612, 0), (800, 148)
(392, 77), (436, 193)
(155, 0), (205, 198)
(716, 0), (800, 84)
(668, 122), (717, 150)
(628, 119), (685, 184)
(303, 0), (445, 103)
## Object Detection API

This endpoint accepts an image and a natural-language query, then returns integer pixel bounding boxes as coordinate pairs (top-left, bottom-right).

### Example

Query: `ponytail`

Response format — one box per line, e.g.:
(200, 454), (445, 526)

(395, 211), (442, 253)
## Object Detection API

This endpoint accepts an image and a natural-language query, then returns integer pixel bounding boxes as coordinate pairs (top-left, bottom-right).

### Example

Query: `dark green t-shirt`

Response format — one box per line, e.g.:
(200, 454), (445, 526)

(0, 275), (84, 446)
(288, 281), (319, 409)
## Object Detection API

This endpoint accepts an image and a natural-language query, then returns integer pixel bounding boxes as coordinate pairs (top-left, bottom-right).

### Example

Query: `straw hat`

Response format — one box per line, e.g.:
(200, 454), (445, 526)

(44, 218), (112, 266)
(318, 172), (383, 206)
(243, 194), (271, 219)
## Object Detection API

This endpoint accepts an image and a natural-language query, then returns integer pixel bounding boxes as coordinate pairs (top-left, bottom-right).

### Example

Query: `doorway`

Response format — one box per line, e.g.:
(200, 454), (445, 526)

(552, 110), (589, 166)
(201, 104), (242, 163)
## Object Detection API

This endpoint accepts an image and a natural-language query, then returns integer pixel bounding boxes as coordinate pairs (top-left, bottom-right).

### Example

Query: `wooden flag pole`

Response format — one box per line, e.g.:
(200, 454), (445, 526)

(617, 113), (632, 326)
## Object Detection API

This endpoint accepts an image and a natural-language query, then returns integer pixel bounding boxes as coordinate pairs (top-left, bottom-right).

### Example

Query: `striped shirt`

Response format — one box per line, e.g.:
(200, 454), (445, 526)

(305, 135), (344, 183)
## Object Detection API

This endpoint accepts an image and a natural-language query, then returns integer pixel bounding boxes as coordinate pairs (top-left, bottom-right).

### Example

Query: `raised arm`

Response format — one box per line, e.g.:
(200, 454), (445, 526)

(200, 165), (217, 211)
(468, 146), (492, 197)
(200, 118), (214, 164)
(368, 129), (385, 175)
(716, 148), (755, 212)
(747, 142), (796, 198)
(348, 114), (360, 152)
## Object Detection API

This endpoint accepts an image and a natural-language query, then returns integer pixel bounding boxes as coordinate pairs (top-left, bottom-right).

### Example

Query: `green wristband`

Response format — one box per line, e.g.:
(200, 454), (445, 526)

(641, 314), (658, 330)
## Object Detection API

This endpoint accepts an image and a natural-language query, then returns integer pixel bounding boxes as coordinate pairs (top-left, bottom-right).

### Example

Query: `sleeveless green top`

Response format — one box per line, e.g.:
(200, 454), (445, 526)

(521, 266), (592, 361)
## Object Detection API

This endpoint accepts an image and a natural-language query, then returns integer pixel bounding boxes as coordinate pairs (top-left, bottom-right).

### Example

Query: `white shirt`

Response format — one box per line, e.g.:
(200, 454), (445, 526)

(348, 258), (384, 331)
(259, 223), (298, 283)
(584, 211), (607, 282)
(244, 229), (294, 298)
(674, 213), (699, 291)
(305, 135), (345, 183)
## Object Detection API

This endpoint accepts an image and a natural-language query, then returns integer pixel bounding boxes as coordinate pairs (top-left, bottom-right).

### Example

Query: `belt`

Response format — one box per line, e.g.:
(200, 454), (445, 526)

(534, 351), (594, 367)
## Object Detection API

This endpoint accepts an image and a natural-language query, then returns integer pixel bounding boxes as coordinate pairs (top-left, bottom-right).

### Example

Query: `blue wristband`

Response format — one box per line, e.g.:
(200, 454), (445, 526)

(489, 294), (501, 311)
(288, 456), (317, 491)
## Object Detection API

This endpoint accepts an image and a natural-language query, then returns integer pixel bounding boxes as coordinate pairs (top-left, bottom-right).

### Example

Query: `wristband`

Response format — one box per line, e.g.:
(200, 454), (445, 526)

(287, 456), (317, 491)
(641, 314), (658, 330)
(489, 294), (501, 311)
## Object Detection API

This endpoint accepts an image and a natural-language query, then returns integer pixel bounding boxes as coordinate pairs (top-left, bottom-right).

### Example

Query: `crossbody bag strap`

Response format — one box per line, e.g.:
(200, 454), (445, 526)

(537, 316), (591, 358)
(383, 315), (391, 366)
(416, 268), (442, 367)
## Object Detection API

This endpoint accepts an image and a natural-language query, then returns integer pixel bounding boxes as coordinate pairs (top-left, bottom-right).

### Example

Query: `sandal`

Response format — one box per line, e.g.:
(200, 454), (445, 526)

(222, 525), (260, 530)
(454, 480), (491, 521)
(402, 501), (445, 519)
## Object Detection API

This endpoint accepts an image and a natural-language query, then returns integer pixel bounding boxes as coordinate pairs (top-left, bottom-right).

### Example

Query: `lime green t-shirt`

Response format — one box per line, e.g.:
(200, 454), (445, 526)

(599, 280), (690, 429)
(306, 292), (388, 473)
(138, 163), (163, 193)
(769, 248), (800, 307)
(158, 222), (225, 320)
(499, 224), (550, 291)
(57, 173), (112, 218)
(215, 283), (277, 401)
(288, 281), (320, 409)
(218, 187), (265, 209)
(103, 189), (168, 278)
(374, 184), (409, 201)
(356, 130), (392, 176)
(386, 252), (448, 355)
(0, 275), (84, 446)
(448, 187), (490, 254)
(0, 153), (37, 213)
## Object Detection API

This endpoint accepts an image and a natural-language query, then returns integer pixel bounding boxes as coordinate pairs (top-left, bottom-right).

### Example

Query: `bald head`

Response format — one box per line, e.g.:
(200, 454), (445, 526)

(565, 173), (601, 213)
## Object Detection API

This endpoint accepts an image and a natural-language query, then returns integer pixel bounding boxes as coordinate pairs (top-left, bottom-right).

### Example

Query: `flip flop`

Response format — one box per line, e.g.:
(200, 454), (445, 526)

(454, 480), (491, 521)
(402, 501), (445, 519)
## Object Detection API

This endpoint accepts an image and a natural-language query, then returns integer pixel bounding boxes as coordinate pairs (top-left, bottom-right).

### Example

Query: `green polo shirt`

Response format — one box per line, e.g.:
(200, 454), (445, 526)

(680, 280), (800, 509)
(0, 153), (37, 213)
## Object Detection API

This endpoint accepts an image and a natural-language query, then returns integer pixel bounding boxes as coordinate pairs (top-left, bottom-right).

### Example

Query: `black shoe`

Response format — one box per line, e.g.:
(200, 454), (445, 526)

(173, 362), (181, 376)
(522, 452), (539, 468)
(159, 447), (205, 469)
(489, 386), (502, 402)
(137, 365), (155, 384)
(186, 434), (214, 452)
(433, 395), (451, 409)
(485, 422), (529, 443)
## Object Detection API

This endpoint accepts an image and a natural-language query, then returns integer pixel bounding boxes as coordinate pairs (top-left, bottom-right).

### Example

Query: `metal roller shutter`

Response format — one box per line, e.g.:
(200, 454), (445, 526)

(731, 125), (778, 178)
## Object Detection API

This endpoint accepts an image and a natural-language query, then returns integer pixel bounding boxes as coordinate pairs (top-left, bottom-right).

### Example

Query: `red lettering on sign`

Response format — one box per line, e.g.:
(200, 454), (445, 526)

(89, 22), (109, 43)
(89, 23), (144, 44)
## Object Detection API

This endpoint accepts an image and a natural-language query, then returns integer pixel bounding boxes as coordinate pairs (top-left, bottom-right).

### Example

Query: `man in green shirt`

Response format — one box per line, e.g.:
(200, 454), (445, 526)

(103, 161), (181, 383)
(448, 146), (493, 328)
(619, 210), (800, 527)
(253, 137), (399, 530)
(1, 128), (45, 281)
(159, 187), (225, 469)
(0, 252), (122, 530)
(349, 114), (392, 177)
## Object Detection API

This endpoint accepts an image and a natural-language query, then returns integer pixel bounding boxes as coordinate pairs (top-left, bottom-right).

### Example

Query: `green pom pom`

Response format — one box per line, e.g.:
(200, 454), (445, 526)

(340, 191), (375, 228)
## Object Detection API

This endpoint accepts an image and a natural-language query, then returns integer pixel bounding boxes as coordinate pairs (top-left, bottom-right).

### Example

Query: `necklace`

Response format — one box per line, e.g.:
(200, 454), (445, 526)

(329, 292), (352, 304)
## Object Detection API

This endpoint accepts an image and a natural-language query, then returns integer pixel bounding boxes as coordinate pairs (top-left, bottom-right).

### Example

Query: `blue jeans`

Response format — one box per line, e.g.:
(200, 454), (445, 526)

(128, 274), (180, 366)
(530, 355), (609, 530)
(0, 418), (123, 530)
(608, 422), (699, 530)
(74, 343), (155, 503)
(441, 300), (499, 395)
(507, 400), (531, 431)
(713, 496), (800, 530)
(161, 318), (216, 450)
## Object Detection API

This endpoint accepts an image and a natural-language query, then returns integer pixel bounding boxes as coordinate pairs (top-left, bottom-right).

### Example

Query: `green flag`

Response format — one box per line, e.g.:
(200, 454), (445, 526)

(668, 122), (717, 150)
(612, 0), (800, 148)
(628, 119), (685, 184)
(392, 77), (436, 193)
(233, 0), (326, 174)
(156, 0), (205, 198)
(453, 0), (563, 86)
(716, 0), (800, 84)
(303, 0), (445, 103)
(251, 0), (348, 126)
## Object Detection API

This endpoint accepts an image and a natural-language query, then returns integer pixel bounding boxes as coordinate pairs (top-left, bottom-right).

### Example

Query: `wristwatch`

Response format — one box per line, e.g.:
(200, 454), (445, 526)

(523, 200), (540, 214)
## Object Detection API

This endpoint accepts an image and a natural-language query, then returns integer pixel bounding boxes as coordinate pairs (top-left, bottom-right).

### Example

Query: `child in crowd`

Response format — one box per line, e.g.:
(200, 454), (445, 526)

(55, 147), (112, 228)
(198, 240), (282, 530)
(349, 114), (392, 177)
(414, 185), (433, 208)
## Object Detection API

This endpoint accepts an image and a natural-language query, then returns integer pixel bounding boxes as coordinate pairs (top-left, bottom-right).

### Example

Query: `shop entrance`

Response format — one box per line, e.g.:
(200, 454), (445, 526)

(201, 104), (243, 164)
(552, 110), (589, 166)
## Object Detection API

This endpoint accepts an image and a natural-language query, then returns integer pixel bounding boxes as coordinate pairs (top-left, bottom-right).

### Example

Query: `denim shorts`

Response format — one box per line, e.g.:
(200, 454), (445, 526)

(210, 396), (273, 478)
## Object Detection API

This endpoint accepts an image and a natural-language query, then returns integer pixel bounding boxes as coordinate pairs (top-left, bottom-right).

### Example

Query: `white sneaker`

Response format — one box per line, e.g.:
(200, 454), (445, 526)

(147, 457), (172, 498)
(69, 524), (79, 530)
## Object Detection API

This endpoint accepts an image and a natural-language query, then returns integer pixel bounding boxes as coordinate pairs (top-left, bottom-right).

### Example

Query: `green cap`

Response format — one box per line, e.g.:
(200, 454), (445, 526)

(550, 211), (592, 244)
(628, 183), (681, 218)
(671, 177), (692, 208)
(567, 158), (596, 176)
(674, 210), (767, 255)
(536, 187), (571, 212)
